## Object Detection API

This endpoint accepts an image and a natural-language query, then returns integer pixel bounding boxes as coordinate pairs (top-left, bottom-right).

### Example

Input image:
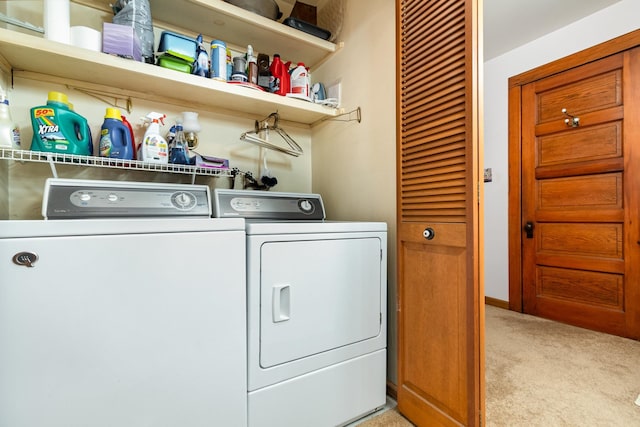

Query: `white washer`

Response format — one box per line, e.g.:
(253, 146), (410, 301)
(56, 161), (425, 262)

(214, 190), (387, 427)
(0, 180), (247, 427)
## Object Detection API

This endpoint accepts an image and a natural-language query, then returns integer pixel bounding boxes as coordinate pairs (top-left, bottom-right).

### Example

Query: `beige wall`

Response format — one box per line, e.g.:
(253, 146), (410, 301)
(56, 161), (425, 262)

(3, 1), (313, 219)
(312, 0), (397, 384)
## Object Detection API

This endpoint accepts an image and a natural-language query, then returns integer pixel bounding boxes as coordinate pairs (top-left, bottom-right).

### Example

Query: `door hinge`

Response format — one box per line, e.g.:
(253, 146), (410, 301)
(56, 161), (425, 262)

(380, 312), (382, 325)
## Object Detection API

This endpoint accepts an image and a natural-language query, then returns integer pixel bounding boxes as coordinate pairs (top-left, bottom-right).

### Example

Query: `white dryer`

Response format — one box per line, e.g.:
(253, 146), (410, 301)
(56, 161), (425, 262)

(214, 190), (387, 427)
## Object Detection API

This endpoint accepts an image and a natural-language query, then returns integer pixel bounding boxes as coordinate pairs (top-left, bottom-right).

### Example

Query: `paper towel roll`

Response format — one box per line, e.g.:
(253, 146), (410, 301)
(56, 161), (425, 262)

(44, 0), (70, 44)
(70, 26), (102, 52)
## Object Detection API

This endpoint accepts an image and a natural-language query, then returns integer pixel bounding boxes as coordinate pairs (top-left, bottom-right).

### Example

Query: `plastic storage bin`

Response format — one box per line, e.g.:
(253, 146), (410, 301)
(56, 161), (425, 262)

(158, 31), (197, 63)
(157, 54), (193, 73)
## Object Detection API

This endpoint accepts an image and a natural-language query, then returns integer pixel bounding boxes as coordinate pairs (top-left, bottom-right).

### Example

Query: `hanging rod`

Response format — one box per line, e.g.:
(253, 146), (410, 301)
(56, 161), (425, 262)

(69, 86), (133, 114)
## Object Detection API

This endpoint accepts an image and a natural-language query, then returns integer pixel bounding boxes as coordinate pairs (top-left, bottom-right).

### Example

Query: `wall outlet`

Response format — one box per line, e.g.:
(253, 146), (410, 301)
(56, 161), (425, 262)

(326, 81), (341, 108)
(484, 168), (493, 182)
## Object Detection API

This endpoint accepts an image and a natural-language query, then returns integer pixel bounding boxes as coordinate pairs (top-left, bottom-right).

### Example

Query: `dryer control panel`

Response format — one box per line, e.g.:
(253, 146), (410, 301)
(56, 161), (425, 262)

(213, 189), (325, 221)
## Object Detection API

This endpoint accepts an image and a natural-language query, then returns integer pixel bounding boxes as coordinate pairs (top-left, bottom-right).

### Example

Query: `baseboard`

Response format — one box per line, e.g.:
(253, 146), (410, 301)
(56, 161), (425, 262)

(485, 296), (509, 309)
(386, 381), (397, 400)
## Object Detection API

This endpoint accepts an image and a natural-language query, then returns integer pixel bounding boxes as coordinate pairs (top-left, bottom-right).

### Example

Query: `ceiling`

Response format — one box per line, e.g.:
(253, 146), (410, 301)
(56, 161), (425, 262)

(280, 0), (622, 60)
(484, 0), (623, 60)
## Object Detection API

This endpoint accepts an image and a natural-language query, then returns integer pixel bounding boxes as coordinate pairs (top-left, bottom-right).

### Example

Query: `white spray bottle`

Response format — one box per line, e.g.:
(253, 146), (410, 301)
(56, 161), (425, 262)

(139, 112), (168, 164)
(0, 84), (21, 149)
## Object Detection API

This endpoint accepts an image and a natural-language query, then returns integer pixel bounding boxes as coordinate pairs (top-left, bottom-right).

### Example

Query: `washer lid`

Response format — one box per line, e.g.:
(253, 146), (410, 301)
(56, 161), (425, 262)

(0, 218), (246, 238)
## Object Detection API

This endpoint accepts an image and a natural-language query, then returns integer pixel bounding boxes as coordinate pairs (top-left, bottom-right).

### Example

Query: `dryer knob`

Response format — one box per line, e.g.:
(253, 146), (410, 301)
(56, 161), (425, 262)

(299, 199), (314, 214)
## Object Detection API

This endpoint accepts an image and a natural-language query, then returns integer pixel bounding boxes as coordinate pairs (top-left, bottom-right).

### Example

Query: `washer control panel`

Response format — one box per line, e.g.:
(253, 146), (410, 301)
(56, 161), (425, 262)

(43, 179), (211, 219)
(213, 189), (325, 220)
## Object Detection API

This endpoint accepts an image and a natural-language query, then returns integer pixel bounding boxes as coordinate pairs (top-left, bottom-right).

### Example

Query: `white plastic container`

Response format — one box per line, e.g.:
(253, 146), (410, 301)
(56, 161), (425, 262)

(290, 62), (309, 98)
(0, 87), (21, 149)
(44, 0), (70, 44)
(247, 45), (258, 85)
(139, 113), (168, 164)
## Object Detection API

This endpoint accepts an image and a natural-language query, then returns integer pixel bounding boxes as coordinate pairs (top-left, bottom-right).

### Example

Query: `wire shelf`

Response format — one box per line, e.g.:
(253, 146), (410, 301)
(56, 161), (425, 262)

(0, 148), (233, 178)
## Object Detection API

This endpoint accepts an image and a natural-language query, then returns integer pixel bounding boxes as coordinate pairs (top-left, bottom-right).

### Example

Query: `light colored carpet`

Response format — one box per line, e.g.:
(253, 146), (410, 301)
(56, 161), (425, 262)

(358, 305), (640, 426)
(353, 406), (413, 427)
(485, 305), (640, 426)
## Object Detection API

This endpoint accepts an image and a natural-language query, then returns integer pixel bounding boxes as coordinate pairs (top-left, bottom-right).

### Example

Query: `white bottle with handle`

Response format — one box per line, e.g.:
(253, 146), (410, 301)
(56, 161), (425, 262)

(289, 62), (309, 99)
(0, 86), (20, 149)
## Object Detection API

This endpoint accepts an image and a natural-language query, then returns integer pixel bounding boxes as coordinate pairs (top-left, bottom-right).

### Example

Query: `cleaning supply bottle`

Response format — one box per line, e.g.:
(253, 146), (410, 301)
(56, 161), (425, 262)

(269, 54), (290, 95)
(139, 112), (168, 164)
(257, 53), (271, 91)
(98, 107), (133, 160)
(0, 85), (20, 149)
(121, 114), (136, 159)
(30, 91), (92, 155)
(226, 46), (233, 82)
(290, 62), (309, 98)
(169, 119), (190, 165)
(193, 34), (209, 78)
(246, 44), (258, 86)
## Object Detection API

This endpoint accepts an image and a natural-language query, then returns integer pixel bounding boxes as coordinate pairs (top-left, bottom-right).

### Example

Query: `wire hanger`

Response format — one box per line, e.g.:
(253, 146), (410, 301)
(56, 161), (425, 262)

(240, 112), (303, 157)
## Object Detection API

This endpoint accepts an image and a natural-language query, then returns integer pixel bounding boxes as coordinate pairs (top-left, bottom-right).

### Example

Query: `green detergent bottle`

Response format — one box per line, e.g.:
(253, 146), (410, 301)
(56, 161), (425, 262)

(30, 91), (92, 155)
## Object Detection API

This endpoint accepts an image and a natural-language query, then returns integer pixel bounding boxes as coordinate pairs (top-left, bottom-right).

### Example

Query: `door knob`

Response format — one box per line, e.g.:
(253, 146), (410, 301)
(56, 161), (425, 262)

(524, 222), (534, 239)
(423, 228), (435, 240)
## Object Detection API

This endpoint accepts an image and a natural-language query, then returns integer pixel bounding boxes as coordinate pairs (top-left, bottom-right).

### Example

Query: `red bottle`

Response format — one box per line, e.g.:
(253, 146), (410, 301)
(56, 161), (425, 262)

(269, 54), (291, 96)
(121, 114), (137, 160)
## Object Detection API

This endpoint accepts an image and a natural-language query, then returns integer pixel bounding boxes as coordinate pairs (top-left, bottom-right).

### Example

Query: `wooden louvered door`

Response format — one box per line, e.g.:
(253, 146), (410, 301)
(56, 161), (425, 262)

(396, 1), (483, 426)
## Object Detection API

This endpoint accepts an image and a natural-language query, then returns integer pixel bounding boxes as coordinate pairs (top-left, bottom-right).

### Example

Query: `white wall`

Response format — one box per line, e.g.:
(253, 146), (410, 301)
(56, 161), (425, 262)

(312, 0), (397, 383)
(483, 0), (640, 301)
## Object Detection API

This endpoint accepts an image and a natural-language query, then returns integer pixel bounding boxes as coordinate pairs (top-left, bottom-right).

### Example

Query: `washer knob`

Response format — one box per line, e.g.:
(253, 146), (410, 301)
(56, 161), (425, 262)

(299, 199), (314, 214)
(175, 192), (191, 207)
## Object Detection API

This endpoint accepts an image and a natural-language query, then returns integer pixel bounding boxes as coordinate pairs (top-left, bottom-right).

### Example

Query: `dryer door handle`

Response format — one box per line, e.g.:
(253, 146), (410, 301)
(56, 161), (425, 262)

(272, 284), (291, 323)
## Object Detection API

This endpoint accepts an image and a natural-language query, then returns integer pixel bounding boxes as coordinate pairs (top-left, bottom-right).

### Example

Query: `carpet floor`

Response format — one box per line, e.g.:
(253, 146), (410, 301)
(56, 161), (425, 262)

(357, 305), (640, 426)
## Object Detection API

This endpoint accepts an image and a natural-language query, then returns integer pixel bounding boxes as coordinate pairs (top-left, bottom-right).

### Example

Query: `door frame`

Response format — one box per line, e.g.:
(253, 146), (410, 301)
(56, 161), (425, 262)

(508, 29), (640, 311)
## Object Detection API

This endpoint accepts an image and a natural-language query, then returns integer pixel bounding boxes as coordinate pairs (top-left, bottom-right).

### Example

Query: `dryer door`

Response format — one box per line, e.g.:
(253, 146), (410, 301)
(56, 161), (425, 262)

(259, 237), (383, 367)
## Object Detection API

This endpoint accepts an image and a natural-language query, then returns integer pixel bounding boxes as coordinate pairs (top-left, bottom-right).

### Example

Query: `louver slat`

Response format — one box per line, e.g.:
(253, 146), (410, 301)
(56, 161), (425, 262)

(399, 0), (467, 223)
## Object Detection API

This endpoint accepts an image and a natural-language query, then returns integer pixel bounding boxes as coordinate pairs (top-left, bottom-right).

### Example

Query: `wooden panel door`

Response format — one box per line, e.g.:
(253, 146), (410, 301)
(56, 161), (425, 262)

(396, 0), (484, 426)
(521, 50), (640, 338)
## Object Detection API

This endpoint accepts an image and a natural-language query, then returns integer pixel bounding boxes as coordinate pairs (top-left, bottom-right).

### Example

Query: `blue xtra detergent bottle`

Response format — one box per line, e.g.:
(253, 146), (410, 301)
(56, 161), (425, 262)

(99, 107), (133, 160)
(30, 91), (92, 155)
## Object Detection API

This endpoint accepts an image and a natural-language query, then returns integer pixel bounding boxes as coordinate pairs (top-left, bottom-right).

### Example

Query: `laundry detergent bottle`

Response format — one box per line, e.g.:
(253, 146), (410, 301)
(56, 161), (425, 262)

(99, 107), (133, 160)
(290, 62), (309, 97)
(269, 54), (290, 95)
(30, 91), (92, 155)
